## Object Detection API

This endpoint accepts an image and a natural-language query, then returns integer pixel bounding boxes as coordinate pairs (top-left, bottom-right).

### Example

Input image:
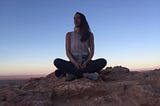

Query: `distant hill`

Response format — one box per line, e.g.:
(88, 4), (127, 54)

(0, 74), (46, 80)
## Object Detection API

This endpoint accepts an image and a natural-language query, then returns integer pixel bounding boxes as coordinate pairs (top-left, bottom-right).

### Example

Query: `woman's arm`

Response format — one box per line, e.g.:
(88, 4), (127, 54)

(66, 32), (80, 69)
(81, 33), (94, 68)
(87, 33), (94, 62)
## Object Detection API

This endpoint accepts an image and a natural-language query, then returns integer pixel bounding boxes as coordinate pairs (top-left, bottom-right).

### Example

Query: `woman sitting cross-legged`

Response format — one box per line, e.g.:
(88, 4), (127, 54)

(54, 12), (107, 81)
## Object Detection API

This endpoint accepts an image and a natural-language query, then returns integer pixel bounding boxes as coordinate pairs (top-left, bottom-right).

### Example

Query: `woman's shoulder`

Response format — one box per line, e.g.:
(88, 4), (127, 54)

(90, 32), (93, 35)
(66, 31), (74, 36)
(66, 31), (74, 39)
(90, 32), (94, 38)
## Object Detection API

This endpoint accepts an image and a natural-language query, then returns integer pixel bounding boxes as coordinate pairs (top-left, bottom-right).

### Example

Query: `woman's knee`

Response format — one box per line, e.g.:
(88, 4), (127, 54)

(53, 58), (62, 66)
(99, 58), (107, 67)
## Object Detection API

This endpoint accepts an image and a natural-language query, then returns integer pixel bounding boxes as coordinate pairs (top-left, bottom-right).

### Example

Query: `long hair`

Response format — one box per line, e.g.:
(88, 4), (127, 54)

(75, 12), (91, 42)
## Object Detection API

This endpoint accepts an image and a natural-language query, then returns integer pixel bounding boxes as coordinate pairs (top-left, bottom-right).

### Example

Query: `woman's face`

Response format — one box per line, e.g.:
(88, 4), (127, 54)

(74, 14), (81, 27)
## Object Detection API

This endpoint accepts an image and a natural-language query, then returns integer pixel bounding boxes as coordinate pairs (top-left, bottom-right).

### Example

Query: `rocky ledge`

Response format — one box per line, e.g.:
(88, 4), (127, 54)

(0, 66), (160, 106)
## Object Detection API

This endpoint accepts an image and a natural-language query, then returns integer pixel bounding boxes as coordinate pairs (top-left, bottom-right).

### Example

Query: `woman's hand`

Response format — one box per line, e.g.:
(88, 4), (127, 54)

(73, 61), (81, 69)
(81, 60), (89, 69)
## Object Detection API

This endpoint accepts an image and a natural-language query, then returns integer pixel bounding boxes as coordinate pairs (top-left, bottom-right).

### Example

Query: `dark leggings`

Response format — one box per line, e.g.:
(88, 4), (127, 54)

(54, 58), (107, 77)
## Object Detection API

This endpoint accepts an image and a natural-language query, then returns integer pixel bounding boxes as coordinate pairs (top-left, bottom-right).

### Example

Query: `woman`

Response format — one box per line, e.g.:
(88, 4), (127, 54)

(54, 12), (107, 81)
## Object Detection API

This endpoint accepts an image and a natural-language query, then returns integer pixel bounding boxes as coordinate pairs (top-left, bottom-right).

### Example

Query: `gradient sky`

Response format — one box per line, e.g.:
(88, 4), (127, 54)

(0, 0), (160, 75)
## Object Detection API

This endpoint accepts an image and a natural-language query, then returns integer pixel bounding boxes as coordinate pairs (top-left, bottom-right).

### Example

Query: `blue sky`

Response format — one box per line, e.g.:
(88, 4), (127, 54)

(0, 0), (160, 75)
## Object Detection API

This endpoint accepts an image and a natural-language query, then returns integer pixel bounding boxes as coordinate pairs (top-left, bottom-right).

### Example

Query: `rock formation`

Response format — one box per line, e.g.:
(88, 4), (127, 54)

(0, 66), (160, 106)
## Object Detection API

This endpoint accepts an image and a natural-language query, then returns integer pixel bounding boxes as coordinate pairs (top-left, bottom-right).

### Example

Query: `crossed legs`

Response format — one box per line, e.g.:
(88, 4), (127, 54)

(54, 58), (107, 78)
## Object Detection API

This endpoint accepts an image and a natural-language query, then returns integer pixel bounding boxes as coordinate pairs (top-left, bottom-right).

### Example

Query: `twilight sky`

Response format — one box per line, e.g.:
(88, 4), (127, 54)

(0, 0), (160, 75)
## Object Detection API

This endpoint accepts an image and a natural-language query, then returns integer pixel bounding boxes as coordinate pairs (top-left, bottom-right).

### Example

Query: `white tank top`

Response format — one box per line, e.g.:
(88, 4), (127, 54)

(70, 31), (90, 63)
